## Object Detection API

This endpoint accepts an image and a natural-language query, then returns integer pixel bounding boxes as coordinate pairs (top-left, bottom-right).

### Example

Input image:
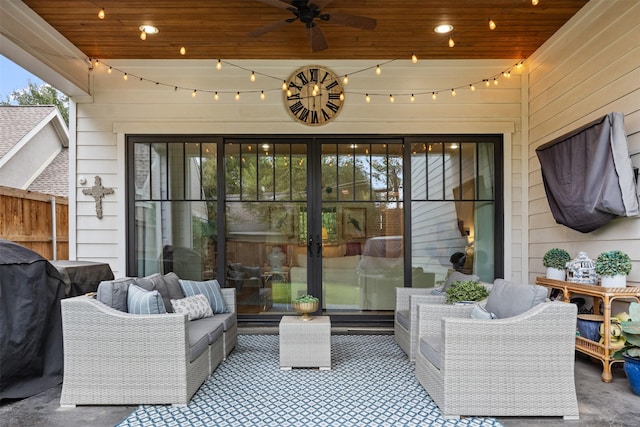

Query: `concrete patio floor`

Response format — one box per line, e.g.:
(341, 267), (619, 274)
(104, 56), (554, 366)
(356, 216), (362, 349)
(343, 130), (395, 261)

(1, 332), (639, 427)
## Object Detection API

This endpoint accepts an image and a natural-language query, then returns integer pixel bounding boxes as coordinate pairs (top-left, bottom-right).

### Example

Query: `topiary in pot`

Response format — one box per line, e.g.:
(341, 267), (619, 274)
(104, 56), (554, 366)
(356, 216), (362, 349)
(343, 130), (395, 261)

(595, 250), (632, 288)
(543, 248), (571, 280)
(445, 280), (489, 304)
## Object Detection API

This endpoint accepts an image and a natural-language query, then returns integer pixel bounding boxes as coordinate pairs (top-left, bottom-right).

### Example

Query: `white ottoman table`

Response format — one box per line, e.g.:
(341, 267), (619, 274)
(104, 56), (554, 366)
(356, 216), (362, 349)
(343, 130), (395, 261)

(279, 315), (331, 370)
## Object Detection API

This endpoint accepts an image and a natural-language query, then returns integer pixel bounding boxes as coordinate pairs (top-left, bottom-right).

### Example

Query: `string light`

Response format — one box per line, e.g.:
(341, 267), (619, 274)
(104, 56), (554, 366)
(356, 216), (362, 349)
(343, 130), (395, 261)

(250, 71), (256, 82)
(339, 92), (345, 101)
(192, 90), (197, 98)
(451, 88), (456, 96)
(389, 94), (394, 103)
(484, 79), (490, 87)
(281, 80), (287, 91)
(260, 91), (265, 100)
(493, 78), (498, 85)
(448, 37), (455, 48)
(489, 19), (496, 30)
(179, 46), (186, 55)
(532, 0), (539, 5)
(123, 73), (128, 81)
(98, 8), (105, 19)
(214, 92), (219, 101)
(411, 53), (418, 63)
(107, 66), (112, 74)
(140, 30), (146, 40)
(216, 59), (222, 70)
(376, 65), (381, 75)
(432, 92), (437, 100)
(235, 92), (240, 101)
(410, 94), (415, 102)
(343, 75), (349, 84)
(469, 84), (476, 91)
(365, 94), (370, 103)
(286, 89), (292, 97)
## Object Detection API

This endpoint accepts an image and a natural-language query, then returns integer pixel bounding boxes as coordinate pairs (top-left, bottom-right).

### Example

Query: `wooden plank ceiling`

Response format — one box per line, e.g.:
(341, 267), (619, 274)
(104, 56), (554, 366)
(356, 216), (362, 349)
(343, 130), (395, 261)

(21, 0), (589, 60)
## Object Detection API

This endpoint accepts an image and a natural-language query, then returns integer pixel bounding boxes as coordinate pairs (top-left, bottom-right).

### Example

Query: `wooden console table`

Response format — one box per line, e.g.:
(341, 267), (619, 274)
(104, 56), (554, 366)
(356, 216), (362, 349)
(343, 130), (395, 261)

(536, 277), (640, 382)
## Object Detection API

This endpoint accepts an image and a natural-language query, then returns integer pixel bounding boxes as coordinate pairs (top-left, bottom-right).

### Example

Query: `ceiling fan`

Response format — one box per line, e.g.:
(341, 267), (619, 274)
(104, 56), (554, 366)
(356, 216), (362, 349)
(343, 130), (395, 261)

(250, 0), (377, 52)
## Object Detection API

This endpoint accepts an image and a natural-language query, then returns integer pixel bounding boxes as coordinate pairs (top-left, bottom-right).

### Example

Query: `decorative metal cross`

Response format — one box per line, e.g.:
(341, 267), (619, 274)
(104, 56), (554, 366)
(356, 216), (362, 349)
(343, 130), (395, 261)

(82, 176), (114, 219)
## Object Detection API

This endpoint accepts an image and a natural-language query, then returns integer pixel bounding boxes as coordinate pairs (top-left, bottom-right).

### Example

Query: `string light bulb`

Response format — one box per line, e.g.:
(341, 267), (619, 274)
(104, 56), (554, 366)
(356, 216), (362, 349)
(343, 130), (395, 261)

(98, 8), (105, 19)
(389, 94), (394, 103)
(192, 90), (197, 98)
(214, 92), (219, 101)
(235, 92), (240, 101)
(343, 75), (349, 84)
(532, 0), (539, 5)
(140, 30), (147, 40)
(286, 89), (292, 97)
(376, 65), (381, 75)
(260, 90), (265, 100)
(411, 53), (418, 63)
(216, 59), (222, 70)
(339, 92), (345, 101)
(484, 79), (490, 87)
(123, 73), (128, 81)
(282, 80), (287, 91)
(469, 83), (476, 91)
(250, 71), (256, 82)
(493, 78), (498, 85)
(410, 94), (415, 103)
(107, 66), (112, 74)
(451, 88), (456, 96)
(489, 19), (496, 30)
(432, 92), (437, 100)
(179, 46), (186, 55)
(448, 37), (455, 48)
(365, 94), (370, 103)
(313, 83), (320, 93)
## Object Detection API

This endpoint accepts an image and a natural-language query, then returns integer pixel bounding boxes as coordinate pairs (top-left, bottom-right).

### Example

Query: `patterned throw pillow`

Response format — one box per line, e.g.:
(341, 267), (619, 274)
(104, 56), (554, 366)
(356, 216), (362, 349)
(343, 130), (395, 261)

(171, 294), (214, 321)
(127, 284), (167, 314)
(179, 279), (228, 313)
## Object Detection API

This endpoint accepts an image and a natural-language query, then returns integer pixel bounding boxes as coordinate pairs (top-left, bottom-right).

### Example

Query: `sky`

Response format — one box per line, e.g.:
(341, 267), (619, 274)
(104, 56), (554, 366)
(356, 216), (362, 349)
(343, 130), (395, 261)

(0, 55), (44, 100)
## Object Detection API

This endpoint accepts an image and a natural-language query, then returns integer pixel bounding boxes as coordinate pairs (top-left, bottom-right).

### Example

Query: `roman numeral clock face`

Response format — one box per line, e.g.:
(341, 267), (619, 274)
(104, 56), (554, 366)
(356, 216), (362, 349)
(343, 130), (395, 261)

(284, 66), (344, 126)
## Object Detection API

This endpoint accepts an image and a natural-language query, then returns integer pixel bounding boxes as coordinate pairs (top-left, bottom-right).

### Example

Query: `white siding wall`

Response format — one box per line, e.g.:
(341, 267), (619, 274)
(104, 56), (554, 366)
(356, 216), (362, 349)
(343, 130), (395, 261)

(527, 0), (640, 284)
(75, 59), (523, 278)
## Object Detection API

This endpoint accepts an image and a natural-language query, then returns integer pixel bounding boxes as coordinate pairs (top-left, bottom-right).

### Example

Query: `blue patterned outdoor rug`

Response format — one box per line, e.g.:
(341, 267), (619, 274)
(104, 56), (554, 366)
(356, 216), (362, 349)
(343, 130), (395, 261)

(117, 335), (503, 427)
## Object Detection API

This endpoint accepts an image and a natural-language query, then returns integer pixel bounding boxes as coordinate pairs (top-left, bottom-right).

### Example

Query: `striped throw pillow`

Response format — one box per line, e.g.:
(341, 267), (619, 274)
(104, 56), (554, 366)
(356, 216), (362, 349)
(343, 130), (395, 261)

(127, 284), (167, 315)
(179, 279), (228, 314)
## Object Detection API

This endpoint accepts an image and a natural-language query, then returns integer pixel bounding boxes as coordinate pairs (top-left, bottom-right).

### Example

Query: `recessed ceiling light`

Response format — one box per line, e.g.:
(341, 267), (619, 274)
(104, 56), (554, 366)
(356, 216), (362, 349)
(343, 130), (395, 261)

(434, 24), (454, 34)
(139, 25), (159, 35)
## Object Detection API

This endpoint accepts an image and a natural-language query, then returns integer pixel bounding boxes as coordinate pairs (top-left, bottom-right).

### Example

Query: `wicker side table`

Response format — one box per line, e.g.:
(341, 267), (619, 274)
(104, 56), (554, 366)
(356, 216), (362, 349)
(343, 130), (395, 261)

(279, 315), (331, 370)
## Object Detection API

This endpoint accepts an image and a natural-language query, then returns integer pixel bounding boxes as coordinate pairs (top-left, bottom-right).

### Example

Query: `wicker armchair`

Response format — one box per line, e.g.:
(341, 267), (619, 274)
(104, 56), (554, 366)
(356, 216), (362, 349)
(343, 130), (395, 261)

(414, 300), (579, 420)
(394, 288), (446, 361)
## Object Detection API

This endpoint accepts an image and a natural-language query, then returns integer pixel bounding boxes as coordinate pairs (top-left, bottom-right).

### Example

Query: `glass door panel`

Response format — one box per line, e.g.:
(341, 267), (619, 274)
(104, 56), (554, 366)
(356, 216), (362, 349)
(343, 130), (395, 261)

(320, 140), (404, 313)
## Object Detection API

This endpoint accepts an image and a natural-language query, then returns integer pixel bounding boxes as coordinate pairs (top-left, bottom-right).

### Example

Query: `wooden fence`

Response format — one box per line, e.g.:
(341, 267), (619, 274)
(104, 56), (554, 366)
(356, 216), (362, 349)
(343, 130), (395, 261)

(0, 186), (68, 260)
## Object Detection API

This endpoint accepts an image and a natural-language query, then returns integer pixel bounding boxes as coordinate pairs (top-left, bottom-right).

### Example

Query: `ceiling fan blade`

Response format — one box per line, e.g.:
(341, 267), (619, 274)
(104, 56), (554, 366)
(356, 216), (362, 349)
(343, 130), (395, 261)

(310, 0), (335, 10)
(249, 18), (296, 37)
(309, 24), (329, 52)
(252, 0), (297, 11)
(324, 13), (377, 30)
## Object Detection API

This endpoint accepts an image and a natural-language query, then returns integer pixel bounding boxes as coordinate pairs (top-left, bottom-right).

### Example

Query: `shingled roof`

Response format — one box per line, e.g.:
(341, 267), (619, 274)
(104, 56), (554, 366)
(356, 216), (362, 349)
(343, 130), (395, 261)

(0, 105), (69, 197)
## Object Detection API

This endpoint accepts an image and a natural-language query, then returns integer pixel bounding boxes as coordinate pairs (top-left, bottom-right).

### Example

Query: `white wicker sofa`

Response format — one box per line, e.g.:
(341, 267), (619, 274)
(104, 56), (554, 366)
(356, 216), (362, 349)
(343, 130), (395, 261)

(59, 272), (236, 407)
(414, 280), (579, 420)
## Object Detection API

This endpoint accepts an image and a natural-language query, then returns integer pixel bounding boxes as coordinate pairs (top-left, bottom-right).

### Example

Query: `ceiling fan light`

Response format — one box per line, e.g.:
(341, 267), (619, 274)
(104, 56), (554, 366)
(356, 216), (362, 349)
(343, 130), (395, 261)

(434, 24), (454, 34)
(139, 25), (158, 35)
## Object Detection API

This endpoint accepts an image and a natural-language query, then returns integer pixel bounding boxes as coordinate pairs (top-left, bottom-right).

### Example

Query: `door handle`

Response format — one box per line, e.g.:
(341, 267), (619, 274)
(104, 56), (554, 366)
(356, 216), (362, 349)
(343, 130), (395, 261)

(307, 237), (313, 257)
(316, 234), (322, 257)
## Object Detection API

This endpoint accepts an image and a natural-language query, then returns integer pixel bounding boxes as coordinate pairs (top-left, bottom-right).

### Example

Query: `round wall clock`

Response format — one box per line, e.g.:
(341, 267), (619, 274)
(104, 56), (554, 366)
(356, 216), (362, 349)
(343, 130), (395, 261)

(284, 65), (344, 126)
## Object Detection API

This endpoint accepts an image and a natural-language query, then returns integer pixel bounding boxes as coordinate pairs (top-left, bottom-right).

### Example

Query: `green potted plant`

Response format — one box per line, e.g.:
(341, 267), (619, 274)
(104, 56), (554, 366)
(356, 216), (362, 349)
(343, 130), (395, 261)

(543, 248), (570, 280)
(445, 280), (489, 304)
(595, 250), (632, 288)
(612, 302), (640, 395)
(292, 294), (319, 321)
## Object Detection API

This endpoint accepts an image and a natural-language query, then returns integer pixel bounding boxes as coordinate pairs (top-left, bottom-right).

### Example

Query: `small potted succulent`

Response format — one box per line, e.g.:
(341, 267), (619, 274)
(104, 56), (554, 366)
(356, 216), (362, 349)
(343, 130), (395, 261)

(612, 302), (640, 395)
(292, 294), (319, 321)
(445, 280), (489, 304)
(595, 250), (632, 288)
(543, 248), (571, 280)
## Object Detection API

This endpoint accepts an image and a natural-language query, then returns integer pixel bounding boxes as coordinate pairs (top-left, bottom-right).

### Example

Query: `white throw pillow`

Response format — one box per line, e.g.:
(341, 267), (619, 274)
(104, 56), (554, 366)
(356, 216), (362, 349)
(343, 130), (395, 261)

(171, 294), (214, 321)
(470, 304), (496, 320)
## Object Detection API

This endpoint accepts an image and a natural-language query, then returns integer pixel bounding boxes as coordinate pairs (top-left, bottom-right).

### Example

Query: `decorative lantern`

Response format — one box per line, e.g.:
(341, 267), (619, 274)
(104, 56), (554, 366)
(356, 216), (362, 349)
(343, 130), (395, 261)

(566, 251), (597, 285)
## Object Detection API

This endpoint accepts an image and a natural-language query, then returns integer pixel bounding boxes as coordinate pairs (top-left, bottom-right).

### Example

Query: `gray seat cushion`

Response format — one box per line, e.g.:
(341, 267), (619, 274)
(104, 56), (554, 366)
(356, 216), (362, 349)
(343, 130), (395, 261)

(214, 312), (236, 331)
(396, 310), (410, 330)
(187, 325), (211, 363)
(189, 317), (224, 346)
(419, 335), (441, 370)
(485, 279), (548, 319)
